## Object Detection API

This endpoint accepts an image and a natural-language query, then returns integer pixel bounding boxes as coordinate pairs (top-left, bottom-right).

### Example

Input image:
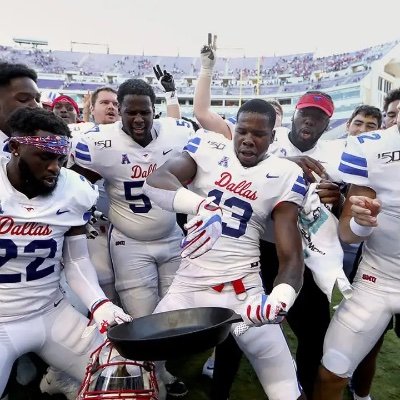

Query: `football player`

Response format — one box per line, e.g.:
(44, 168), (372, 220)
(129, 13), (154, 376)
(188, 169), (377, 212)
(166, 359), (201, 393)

(314, 102), (400, 400)
(68, 78), (193, 397)
(0, 61), (41, 159)
(194, 37), (341, 398)
(0, 107), (131, 397)
(143, 99), (306, 400)
(67, 87), (120, 304)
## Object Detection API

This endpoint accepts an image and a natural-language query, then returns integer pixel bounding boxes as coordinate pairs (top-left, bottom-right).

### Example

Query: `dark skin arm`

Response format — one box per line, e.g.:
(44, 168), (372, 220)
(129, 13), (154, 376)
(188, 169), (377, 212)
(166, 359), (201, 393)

(146, 152), (197, 189)
(272, 202), (304, 292)
(70, 164), (102, 184)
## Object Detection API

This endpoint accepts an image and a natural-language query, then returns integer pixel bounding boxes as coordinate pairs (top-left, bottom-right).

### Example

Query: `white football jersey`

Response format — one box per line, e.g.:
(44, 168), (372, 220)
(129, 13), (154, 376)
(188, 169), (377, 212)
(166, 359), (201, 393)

(68, 122), (110, 215)
(69, 118), (194, 240)
(181, 131), (306, 284)
(268, 127), (346, 181)
(0, 158), (98, 321)
(338, 125), (400, 279)
(0, 130), (10, 159)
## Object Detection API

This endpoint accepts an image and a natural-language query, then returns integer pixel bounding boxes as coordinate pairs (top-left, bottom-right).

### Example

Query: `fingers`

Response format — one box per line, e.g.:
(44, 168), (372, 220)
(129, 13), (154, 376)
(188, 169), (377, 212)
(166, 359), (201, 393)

(350, 196), (380, 226)
(349, 196), (381, 216)
(290, 156), (326, 182)
(205, 32), (217, 52)
(304, 158), (326, 181)
(364, 197), (381, 217)
(153, 64), (163, 79)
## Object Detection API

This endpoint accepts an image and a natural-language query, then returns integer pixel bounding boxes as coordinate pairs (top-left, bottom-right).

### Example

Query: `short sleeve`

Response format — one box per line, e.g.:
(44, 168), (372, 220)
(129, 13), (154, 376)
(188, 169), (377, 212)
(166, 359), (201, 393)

(338, 135), (369, 186)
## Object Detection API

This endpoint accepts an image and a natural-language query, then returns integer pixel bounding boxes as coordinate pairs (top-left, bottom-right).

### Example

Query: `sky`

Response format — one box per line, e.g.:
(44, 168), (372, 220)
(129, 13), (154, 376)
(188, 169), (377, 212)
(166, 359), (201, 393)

(1, 0), (399, 57)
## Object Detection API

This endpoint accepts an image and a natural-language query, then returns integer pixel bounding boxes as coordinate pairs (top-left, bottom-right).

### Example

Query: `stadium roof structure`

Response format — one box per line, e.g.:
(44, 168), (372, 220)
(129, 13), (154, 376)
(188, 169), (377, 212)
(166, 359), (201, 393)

(13, 37), (48, 47)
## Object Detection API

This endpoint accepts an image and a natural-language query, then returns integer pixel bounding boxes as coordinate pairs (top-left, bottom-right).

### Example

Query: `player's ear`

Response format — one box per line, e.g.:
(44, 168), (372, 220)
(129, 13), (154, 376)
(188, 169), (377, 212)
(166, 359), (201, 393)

(8, 139), (20, 155)
(118, 104), (121, 116)
(271, 129), (276, 142)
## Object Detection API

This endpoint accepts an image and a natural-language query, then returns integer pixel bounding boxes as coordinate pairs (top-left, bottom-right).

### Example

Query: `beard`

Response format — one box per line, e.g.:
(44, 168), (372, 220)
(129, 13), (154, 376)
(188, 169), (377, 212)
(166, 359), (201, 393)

(18, 158), (57, 196)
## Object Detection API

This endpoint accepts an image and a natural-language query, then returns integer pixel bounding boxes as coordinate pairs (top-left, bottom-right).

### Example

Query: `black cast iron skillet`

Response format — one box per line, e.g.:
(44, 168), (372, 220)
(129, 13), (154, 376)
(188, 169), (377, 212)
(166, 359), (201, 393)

(107, 307), (243, 361)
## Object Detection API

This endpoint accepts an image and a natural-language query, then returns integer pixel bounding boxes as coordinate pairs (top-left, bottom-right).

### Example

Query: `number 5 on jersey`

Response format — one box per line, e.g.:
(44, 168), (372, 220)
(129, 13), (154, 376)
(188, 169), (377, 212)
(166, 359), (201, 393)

(124, 181), (152, 213)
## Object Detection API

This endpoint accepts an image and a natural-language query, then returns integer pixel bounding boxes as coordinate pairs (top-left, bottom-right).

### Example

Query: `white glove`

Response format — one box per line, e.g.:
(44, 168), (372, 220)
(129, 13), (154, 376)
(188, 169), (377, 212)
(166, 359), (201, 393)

(91, 299), (132, 334)
(200, 33), (217, 77)
(240, 284), (297, 326)
(181, 197), (223, 259)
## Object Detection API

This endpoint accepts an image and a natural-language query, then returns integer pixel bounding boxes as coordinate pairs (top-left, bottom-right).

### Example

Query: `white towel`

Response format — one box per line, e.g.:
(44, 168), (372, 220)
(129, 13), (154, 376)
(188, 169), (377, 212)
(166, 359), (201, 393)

(299, 183), (353, 302)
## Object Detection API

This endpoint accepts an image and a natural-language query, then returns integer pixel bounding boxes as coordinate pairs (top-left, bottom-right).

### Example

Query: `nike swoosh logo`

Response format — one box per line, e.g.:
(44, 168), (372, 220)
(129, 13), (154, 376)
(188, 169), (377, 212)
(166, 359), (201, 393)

(54, 298), (62, 307)
(206, 366), (214, 370)
(56, 209), (70, 215)
(163, 149), (173, 155)
(266, 173), (279, 179)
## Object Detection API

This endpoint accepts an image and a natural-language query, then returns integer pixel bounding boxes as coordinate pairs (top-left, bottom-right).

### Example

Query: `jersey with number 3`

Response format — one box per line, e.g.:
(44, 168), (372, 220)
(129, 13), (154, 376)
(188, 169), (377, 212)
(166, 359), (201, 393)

(0, 158), (98, 321)
(183, 131), (306, 283)
(338, 125), (400, 279)
(69, 118), (194, 240)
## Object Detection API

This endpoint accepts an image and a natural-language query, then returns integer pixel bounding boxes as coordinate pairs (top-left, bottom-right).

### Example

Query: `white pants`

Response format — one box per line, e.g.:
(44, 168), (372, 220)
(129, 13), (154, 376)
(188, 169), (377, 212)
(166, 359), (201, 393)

(0, 300), (102, 397)
(109, 224), (183, 318)
(322, 262), (400, 378)
(154, 273), (301, 400)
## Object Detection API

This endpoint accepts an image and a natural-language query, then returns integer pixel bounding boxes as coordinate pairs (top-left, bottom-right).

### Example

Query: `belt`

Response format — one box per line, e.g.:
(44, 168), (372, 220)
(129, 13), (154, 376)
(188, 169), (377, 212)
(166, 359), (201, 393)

(212, 278), (248, 300)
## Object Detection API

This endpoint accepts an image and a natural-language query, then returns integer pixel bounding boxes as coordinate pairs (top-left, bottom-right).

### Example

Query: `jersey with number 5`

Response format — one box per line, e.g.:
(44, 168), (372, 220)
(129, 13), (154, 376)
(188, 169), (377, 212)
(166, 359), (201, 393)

(0, 158), (98, 321)
(338, 125), (400, 279)
(69, 118), (194, 240)
(183, 131), (306, 282)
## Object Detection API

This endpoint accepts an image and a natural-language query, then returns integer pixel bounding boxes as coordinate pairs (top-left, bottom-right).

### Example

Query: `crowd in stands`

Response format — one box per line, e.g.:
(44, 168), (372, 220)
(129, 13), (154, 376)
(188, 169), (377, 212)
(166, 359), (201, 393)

(0, 40), (396, 92)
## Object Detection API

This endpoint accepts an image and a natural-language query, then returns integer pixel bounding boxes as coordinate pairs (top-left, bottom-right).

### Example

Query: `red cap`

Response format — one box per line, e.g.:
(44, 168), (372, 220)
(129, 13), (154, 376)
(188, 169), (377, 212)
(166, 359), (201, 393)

(296, 93), (334, 117)
(51, 95), (80, 115)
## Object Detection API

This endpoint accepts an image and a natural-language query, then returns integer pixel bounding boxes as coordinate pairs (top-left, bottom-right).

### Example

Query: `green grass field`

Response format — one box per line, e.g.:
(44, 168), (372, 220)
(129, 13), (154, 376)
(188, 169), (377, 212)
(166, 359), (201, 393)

(168, 293), (400, 400)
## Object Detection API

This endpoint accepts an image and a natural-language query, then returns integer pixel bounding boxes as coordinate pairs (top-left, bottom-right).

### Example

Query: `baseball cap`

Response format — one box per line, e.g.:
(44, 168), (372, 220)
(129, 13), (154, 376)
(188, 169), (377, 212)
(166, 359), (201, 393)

(51, 95), (80, 115)
(296, 92), (334, 117)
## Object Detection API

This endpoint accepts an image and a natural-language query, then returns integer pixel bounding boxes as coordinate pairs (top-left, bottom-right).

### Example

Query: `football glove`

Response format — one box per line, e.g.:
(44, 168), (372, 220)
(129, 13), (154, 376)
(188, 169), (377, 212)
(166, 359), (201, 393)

(200, 33), (217, 76)
(181, 197), (223, 259)
(240, 284), (296, 326)
(153, 64), (176, 93)
(86, 206), (108, 239)
(91, 299), (132, 334)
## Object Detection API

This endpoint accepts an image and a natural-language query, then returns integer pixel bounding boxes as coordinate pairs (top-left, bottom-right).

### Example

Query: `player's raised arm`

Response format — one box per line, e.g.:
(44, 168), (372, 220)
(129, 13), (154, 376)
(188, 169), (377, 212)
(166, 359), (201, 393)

(153, 64), (181, 119)
(63, 225), (132, 333)
(194, 33), (231, 139)
(339, 184), (381, 244)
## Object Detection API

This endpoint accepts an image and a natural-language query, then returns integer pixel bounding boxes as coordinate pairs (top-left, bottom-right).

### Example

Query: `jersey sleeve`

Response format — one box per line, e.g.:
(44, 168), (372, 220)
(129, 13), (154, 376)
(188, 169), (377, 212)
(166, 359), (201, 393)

(66, 170), (99, 226)
(275, 163), (308, 208)
(338, 135), (370, 186)
(68, 131), (102, 175)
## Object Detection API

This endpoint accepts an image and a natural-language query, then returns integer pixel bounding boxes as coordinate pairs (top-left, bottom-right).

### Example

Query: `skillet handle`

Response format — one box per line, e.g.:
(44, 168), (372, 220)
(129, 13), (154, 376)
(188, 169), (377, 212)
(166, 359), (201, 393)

(231, 311), (287, 337)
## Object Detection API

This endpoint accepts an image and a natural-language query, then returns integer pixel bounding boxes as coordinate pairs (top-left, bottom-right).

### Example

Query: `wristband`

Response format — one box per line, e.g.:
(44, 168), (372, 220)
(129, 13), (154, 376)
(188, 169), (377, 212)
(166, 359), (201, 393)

(271, 283), (297, 311)
(349, 217), (374, 237)
(173, 187), (205, 215)
(199, 67), (213, 78)
(165, 91), (179, 106)
(90, 298), (109, 313)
